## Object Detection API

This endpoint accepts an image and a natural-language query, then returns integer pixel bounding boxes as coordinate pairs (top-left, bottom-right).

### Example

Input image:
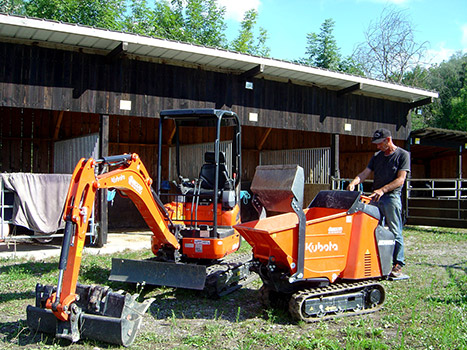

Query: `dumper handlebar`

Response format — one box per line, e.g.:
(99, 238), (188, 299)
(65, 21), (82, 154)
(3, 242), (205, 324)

(360, 195), (372, 204)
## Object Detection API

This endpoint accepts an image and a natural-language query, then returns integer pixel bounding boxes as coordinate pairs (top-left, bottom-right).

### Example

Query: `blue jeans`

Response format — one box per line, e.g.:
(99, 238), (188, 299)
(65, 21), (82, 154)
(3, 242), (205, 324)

(375, 192), (404, 267)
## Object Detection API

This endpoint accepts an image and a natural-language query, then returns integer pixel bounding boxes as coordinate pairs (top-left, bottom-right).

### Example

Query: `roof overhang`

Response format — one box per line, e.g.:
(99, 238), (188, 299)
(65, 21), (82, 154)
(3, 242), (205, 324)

(411, 128), (467, 147)
(0, 14), (438, 104)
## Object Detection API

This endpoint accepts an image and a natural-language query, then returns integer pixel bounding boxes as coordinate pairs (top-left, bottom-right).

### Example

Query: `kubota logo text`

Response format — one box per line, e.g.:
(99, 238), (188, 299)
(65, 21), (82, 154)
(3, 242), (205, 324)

(306, 241), (339, 253)
(128, 175), (143, 194)
(111, 174), (125, 183)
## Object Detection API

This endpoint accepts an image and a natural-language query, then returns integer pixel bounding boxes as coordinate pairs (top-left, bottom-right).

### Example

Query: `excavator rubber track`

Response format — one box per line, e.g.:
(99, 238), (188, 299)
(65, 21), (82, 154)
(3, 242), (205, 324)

(288, 280), (386, 322)
(204, 252), (257, 297)
(110, 252), (257, 298)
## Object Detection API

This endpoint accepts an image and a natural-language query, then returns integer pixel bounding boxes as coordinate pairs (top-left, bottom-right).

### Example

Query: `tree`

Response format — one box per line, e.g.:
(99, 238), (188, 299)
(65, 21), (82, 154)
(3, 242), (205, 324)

(125, 0), (228, 48)
(428, 53), (467, 131)
(408, 53), (467, 132)
(230, 9), (270, 56)
(24, 0), (125, 30)
(0, 0), (26, 14)
(182, 0), (227, 47)
(449, 85), (467, 131)
(300, 18), (340, 70)
(123, 0), (156, 36)
(352, 6), (428, 83)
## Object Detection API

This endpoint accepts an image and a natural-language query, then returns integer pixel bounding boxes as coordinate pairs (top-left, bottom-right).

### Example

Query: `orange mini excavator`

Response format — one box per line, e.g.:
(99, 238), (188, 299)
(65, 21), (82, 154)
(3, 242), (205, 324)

(234, 165), (399, 322)
(27, 109), (254, 346)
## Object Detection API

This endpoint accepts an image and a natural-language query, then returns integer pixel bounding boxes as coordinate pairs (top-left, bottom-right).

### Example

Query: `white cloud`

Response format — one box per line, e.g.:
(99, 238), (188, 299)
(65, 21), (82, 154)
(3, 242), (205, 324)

(462, 23), (467, 49)
(425, 24), (467, 65)
(356, 0), (410, 5)
(426, 43), (458, 65)
(385, 0), (409, 4)
(217, 0), (261, 21)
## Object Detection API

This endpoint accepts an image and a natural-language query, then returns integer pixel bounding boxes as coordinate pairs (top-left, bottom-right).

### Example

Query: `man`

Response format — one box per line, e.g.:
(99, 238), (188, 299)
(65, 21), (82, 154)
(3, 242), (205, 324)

(346, 128), (410, 278)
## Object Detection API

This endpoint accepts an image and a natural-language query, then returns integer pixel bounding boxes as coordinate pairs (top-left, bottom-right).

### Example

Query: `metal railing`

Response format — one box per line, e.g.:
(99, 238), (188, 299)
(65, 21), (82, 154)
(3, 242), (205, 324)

(331, 177), (467, 228)
(0, 178), (13, 241)
(0, 176), (99, 244)
(407, 178), (467, 199)
(406, 178), (467, 226)
(331, 177), (373, 192)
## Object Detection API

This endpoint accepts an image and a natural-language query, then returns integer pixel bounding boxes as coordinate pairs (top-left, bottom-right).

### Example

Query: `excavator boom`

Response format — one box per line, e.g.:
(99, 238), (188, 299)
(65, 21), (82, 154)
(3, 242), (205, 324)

(26, 153), (180, 346)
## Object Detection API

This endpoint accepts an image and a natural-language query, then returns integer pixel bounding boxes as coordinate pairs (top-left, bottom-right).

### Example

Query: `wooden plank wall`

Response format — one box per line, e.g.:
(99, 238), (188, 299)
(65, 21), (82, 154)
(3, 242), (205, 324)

(108, 115), (159, 178)
(0, 42), (412, 141)
(0, 107), (57, 172)
(0, 105), (423, 182)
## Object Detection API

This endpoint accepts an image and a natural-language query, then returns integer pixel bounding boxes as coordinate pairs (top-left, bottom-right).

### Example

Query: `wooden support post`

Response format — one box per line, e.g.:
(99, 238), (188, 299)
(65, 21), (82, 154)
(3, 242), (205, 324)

(458, 145), (463, 179)
(258, 128), (272, 151)
(239, 64), (265, 80)
(53, 111), (65, 140)
(408, 97), (434, 110)
(331, 134), (340, 184)
(167, 119), (176, 146)
(337, 83), (362, 97)
(97, 114), (109, 247)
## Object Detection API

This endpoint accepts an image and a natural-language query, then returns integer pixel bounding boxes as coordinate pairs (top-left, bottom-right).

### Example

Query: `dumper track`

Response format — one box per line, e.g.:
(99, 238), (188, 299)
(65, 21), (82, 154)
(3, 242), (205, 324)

(204, 252), (257, 297)
(288, 280), (385, 322)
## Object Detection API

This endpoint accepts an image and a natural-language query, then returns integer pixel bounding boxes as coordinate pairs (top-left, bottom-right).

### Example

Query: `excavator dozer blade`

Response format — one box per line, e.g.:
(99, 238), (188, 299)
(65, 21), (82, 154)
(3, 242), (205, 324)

(26, 283), (153, 347)
(109, 258), (207, 290)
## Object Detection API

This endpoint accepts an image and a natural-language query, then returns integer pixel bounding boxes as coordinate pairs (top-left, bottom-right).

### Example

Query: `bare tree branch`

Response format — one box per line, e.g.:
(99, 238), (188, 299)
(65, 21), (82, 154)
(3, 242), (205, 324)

(352, 6), (428, 83)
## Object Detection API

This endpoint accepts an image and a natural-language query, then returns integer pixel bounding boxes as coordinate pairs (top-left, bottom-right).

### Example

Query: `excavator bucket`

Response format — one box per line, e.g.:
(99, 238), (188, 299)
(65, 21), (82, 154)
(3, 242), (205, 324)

(26, 283), (153, 346)
(109, 258), (207, 290)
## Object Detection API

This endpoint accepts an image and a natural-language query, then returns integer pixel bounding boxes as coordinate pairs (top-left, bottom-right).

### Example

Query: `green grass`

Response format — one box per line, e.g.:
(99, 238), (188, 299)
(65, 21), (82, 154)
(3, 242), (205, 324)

(1, 226), (466, 349)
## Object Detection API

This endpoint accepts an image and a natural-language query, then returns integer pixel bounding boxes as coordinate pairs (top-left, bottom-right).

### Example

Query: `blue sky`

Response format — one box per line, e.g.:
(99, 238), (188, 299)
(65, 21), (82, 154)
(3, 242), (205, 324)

(219, 0), (467, 65)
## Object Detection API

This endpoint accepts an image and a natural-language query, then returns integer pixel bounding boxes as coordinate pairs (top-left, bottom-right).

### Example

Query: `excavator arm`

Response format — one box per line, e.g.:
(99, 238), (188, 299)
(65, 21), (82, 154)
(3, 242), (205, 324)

(27, 154), (178, 346)
(48, 153), (179, 322)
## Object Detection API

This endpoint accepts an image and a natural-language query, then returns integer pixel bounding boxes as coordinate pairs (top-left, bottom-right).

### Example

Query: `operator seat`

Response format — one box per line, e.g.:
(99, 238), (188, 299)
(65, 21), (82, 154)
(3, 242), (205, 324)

(199, 151), (229, 191)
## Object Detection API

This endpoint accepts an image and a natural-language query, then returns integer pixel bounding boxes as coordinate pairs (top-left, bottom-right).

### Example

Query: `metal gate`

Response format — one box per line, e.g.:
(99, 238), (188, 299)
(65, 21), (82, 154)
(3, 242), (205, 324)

(260, 148), (330, 184)
(54, 133), (99, 174)
(169, 141), (233, 181)
(406, 178), (467, 228)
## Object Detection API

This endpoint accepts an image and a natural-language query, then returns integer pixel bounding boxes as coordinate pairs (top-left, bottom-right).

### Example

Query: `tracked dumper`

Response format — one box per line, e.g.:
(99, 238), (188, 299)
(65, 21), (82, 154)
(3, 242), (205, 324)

(234, 165), (396, 322)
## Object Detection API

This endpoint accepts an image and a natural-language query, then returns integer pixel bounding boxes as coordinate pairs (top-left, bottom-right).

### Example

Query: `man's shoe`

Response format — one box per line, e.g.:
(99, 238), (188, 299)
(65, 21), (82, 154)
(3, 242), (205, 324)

(389, 264), (403, 278)
(389, 264), (409, 280)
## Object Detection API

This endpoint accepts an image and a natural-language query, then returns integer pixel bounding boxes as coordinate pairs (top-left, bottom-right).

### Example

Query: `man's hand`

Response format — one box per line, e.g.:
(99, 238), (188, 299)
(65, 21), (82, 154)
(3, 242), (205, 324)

(369, 188), (385, 201)
(347, 169), (371, 192)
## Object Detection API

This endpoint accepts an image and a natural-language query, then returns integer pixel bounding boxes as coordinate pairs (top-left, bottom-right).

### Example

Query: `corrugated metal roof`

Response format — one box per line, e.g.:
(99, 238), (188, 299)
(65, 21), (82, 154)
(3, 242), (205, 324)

(411, 127), (467, 143)
(0, 13), (438, 103)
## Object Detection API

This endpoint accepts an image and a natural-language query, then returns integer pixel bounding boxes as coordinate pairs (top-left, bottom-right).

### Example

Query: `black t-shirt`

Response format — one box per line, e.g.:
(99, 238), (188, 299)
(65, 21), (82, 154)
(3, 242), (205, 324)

(367, 147), (411, 194)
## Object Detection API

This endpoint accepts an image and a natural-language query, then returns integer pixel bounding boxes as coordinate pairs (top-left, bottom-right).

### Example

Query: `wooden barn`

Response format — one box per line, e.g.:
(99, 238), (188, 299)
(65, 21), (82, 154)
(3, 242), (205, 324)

(0, 14), (439, 243)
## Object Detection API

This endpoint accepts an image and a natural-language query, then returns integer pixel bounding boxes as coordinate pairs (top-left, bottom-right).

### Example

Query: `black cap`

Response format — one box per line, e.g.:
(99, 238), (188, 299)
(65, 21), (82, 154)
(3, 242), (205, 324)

(372, 128), (391, 144)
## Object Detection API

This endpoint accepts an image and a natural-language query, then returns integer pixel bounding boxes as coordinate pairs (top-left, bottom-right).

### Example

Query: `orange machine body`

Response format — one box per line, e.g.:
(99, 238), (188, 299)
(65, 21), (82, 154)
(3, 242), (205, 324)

(180, 232), (241, 260)
(236, 201), (383, 284)
(162, 201), (241, 259)
(165, 201), (240, 227)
